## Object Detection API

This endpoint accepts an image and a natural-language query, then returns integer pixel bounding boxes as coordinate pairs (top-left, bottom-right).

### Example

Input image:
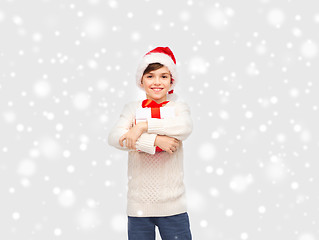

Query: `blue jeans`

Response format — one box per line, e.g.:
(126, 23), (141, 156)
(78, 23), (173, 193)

(128, 212), (192, 240)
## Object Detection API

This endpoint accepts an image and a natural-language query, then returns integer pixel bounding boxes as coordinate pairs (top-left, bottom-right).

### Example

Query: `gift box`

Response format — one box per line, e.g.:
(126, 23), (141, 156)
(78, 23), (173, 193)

(135, 107), (175, 124)
(135, 106), (175, 152)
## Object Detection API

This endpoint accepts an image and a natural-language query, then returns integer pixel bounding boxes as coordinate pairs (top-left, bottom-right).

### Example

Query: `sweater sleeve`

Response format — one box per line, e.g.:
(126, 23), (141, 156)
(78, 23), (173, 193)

(147, 101), (193, 141)
(135, 133), (157, 155)
(108, 102), (157, 154)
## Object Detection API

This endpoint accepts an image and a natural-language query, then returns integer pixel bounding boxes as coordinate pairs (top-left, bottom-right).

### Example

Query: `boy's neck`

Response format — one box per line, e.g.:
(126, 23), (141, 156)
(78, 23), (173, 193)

(146, 96), (167, 104)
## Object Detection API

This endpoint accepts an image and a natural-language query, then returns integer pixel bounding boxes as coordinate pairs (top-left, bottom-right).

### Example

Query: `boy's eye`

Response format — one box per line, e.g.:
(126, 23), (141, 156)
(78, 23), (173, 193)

(147, 75), (152, 78)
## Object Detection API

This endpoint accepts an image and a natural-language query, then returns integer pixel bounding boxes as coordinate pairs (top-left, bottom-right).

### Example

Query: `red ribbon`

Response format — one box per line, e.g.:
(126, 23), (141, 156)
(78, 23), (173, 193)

(142, 99), (169, 152)
(142, 99), (169, 108)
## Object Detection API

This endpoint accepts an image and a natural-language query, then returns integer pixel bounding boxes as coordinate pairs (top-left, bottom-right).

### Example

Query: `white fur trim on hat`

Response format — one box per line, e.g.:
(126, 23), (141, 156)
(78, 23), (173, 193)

(136, 52), (177, 92)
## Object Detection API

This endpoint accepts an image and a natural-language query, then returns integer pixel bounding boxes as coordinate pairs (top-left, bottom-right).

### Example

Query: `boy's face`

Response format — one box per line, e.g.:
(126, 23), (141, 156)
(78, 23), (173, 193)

(140, 66), (172, 103)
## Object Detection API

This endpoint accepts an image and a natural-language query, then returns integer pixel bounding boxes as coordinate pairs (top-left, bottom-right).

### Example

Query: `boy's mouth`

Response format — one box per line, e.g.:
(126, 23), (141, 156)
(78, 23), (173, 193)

(151, 87), (163, 92)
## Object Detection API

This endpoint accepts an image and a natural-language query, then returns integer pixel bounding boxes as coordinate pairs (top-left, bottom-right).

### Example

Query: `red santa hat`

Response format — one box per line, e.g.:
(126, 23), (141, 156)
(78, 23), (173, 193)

(136, 47), (177, 95)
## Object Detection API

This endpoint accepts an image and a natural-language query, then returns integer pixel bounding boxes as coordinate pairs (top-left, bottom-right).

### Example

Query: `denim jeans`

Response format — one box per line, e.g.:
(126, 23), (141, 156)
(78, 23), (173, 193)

(128, 212), (192, 240)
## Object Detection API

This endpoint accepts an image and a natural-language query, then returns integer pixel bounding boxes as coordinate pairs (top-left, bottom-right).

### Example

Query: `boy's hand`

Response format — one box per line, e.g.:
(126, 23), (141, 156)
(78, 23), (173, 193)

(119, 122), (147, 150)
(154, 135), (180, 154)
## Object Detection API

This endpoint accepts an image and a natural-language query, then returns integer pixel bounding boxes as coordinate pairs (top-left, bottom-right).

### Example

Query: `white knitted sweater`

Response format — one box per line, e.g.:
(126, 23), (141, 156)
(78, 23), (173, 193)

(108, 100), (193, 217)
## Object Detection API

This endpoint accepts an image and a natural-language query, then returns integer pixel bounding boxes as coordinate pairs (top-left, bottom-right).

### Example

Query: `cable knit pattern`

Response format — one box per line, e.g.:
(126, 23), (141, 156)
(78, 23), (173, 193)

(108, 100), (193, 217)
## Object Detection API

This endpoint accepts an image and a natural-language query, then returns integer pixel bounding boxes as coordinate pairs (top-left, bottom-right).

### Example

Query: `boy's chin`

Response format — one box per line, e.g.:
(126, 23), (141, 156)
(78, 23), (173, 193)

(147, 91), (166, 97)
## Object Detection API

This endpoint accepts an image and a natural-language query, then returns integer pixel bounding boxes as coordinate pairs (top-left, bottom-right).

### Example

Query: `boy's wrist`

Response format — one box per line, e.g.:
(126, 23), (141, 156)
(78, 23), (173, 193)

(144, 121), (148, 132)
(154, 135), (158, 146)
(154, 135), (160, 147)
(137, 122), (148, 133)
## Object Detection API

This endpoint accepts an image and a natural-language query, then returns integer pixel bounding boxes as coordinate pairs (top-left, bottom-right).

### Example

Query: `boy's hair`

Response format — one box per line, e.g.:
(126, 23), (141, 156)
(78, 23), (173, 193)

(143, 63), (164, 75)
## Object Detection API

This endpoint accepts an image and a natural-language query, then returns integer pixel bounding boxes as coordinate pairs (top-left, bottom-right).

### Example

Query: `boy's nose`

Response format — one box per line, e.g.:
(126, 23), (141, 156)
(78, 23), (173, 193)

(154, 76), (161, 84)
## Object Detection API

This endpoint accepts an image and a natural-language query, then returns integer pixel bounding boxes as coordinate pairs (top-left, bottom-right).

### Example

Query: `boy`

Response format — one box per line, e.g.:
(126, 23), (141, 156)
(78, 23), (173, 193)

(108, 47), (193, 239)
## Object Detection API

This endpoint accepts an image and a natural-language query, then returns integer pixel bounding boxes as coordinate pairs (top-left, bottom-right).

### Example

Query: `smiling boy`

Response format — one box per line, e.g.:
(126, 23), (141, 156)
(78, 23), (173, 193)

(108, 47), (193, 239)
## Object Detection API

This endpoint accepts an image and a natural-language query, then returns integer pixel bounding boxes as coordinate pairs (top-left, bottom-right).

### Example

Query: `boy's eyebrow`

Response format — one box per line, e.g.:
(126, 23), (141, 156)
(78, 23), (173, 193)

(146, 71), (170, 75)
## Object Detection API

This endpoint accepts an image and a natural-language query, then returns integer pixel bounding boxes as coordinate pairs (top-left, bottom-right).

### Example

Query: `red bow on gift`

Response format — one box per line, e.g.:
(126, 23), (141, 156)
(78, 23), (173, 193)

(142, 99), (169, 117)
(142, 99), (169, 152)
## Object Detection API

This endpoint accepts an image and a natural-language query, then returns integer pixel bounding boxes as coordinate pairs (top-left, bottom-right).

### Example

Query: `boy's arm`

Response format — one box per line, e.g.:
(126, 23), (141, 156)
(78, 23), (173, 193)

(108, 103), (157, 155)
(147, 102), (193, 141)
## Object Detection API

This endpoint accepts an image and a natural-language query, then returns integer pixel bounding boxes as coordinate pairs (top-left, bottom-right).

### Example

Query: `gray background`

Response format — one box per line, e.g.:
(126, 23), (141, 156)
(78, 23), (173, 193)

(0, 0), (318, 239)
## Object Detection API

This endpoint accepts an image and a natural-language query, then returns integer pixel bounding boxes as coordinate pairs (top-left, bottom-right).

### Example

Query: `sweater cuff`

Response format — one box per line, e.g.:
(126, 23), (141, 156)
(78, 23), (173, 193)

(135, 133), (157, 155)
(147, 118), (165, 135)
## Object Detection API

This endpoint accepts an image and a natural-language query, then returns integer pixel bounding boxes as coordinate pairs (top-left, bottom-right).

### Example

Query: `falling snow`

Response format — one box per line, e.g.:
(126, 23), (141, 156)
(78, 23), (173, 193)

(0, 0), (318, 239)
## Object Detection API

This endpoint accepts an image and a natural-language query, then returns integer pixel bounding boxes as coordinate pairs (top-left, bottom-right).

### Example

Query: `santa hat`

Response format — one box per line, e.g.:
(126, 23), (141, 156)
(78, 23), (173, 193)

(136, 47), (177, 96)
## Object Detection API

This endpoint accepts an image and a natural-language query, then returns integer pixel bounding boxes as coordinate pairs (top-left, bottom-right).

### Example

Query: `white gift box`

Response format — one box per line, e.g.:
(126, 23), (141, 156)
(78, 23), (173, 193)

(135, 107), (175, 124)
